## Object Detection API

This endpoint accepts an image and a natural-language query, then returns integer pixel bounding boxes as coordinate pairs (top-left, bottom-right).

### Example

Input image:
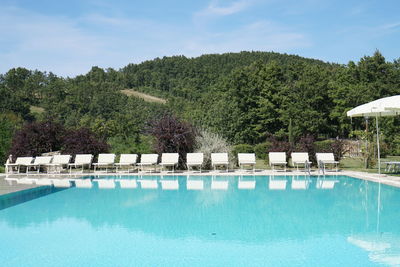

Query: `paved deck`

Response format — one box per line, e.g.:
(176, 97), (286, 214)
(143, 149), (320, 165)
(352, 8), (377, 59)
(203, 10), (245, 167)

(0, 169), (399, 197)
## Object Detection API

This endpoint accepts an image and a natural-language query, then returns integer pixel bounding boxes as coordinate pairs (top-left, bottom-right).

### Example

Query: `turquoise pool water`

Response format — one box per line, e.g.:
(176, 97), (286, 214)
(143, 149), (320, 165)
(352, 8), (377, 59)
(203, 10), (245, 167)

(1, 175), (400, 266)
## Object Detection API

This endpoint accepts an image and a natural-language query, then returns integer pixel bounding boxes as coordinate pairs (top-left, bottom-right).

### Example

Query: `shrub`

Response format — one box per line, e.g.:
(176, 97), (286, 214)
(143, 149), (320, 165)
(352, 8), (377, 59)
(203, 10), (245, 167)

(314, 139), (346, 161)
(0, 113), (23, 163)
(9, 120), (65, 158)
(62, 127), (109, 156)
(149, 114), (196, 169)
(194, 129), (232, 169)
(314, 140), (334, 153)
(254, 142), (271, 160)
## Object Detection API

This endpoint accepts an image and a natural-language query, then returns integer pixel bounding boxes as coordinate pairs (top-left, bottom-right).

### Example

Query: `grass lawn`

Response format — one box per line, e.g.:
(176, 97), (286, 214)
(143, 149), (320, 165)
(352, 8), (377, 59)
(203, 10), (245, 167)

(255, 156), (400, 175)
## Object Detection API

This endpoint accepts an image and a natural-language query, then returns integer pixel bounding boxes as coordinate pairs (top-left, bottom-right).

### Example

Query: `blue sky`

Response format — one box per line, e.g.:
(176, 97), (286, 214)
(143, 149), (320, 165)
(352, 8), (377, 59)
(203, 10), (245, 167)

(1, 0), (399, 77)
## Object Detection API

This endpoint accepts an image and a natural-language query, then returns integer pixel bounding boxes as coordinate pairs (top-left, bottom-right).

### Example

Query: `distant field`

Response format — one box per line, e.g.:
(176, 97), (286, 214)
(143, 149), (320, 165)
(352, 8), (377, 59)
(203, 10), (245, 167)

(120, 89), (167, 104)
(30, 105), (45, 114)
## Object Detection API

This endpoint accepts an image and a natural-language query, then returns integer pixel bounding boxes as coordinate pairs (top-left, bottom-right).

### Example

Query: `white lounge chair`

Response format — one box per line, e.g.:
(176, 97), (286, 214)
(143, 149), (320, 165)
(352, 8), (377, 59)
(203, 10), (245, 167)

(45, 155), (71, 173)
(93, 153), (116, 172)
(115, 154), (138, 172)
(24, 156), (53, 173)
(211, 153), (229, 171)
(238, 153), (256, 171)
(269, 152), (287, 171)
(137, 154), (158, 172)
(186, 153), (204, 172)
(68, 154), (93, 173)
(316, 153), (339, 173)
(159, 153), (179, 172)
(5, 156), (34, 173)
(291, 152), (311, 171)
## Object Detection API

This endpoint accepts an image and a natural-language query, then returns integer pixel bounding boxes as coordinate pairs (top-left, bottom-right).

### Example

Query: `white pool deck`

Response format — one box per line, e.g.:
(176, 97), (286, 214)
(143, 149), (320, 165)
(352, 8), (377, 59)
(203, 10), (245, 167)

(1, 169), (400, 196)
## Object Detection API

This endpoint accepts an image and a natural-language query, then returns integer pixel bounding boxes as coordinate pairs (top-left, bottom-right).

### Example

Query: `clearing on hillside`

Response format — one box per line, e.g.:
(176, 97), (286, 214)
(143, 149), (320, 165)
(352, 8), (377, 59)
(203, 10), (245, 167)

(120, 89), (167, 104)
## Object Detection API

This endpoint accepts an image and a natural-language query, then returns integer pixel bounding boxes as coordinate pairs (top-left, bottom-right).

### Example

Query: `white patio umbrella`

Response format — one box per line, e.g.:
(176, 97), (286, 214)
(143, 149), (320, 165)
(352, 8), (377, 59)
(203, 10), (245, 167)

(347, 95), (400, 174)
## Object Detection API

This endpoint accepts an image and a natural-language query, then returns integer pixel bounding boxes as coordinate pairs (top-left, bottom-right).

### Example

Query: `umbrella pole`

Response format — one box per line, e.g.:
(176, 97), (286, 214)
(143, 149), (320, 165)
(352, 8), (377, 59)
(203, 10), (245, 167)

(376, 115), (381, 175)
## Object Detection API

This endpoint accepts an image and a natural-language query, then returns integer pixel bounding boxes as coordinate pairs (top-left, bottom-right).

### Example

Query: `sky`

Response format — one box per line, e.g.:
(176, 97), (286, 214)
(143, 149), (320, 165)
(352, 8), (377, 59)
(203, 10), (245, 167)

(1, 0), (399, 77)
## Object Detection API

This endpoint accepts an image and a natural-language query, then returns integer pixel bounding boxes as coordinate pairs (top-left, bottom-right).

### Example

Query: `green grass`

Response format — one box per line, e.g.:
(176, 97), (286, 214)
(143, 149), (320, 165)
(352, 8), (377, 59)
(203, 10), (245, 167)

(254, 156), (400, 175)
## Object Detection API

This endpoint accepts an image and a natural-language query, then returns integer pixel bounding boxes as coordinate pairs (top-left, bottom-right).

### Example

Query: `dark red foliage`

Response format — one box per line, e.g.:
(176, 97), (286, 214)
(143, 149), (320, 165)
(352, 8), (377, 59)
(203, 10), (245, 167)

(62, 127), (109, 156)
(149, 114), (196, 168)
(9, 120), (65, 157)
(267, 135), (292, 159)
(296, 134), (316, 164)
(331, 139), (346, 161)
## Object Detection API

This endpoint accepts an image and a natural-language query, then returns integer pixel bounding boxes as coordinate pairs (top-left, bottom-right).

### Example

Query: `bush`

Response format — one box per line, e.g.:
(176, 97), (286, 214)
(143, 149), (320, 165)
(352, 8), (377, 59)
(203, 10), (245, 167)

(62, 127), (109, 156)
(314, 139), (346, 161)
(0, 113), (23, 163)
(149, 114), (196, 169)
(254, 142), (271, 160)
(9, 120), (65, 158)
(194, 129), (232, 169)
(314, 140), (334, 153)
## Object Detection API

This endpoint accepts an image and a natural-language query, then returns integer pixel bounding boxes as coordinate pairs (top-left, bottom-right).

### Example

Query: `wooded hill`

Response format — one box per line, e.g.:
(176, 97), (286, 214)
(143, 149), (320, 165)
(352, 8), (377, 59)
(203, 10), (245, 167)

(1, 51), (400, 162)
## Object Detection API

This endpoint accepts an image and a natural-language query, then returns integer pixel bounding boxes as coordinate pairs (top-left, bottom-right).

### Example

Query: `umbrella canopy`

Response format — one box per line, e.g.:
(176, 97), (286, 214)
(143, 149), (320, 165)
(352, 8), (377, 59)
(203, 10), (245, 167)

(347, 95), (400, 117)
(347, 95), (400, 175)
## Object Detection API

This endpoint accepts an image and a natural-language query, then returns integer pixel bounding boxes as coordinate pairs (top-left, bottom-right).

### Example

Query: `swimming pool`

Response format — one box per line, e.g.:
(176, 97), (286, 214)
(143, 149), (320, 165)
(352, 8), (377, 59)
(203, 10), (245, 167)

(1, 175), (400, 266)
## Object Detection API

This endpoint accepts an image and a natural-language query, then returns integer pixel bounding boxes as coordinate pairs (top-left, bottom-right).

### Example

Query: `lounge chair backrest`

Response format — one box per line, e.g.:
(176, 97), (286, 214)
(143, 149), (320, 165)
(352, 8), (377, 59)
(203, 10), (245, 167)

(161, 153), (179, 164)
(211, 153), (229, 164)
(316, 153), (335, 162)
(74, 154), (93, 164)
(140, 154), (158, 164)
(34, 156), (53, 165)
(187, 153), (204, 164)
(119, 154), (138, 164)
(269, 152), (286, 163)
(291, 152), (309, 163)
(51, 155), (71, 164)
(238, 153), (256, 164)
(15, 157), (34, 165)
(97, 153), (116, 164)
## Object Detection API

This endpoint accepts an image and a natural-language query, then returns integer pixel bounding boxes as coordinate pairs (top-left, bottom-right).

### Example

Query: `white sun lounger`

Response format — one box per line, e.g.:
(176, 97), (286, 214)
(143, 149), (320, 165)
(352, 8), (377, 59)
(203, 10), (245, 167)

(211, 153), (229, 171)
(115, 154), (138, 172)
(316, 153), (339, 173)
(45, 155), (71, 173)
(186, 153), (204, 172)
(137, 154), (158, 172)
(269, 152), (287, 171)
(24, 156), (53, 173)
(68, 154), (93, 173)
(238, 153), (256, 171)
(5, 157), (34, 173)
(93, 153), (116, 172)
(159, 153), (179, 172)
(291, 152), (311, 171)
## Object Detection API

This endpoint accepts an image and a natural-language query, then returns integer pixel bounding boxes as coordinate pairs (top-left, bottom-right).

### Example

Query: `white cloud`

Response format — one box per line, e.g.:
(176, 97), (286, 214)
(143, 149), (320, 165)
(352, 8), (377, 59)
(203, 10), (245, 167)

(182, 20), (311, 56)
(194, 0), (253, 21)
(0, 5), (310, 77)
